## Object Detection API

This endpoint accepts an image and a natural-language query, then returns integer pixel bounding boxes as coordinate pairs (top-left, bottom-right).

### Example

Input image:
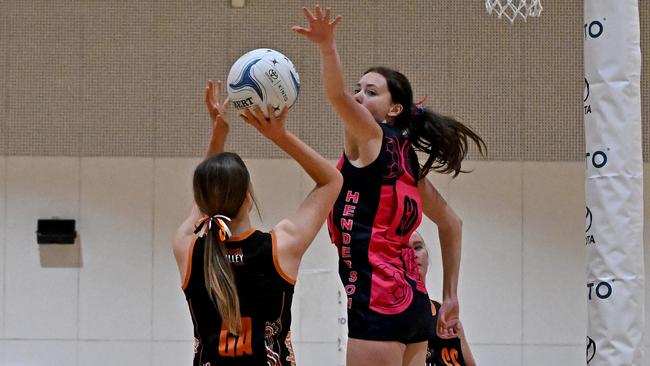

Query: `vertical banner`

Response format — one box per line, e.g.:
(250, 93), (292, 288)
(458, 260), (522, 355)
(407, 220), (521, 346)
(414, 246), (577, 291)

(584, 1), (644, 365)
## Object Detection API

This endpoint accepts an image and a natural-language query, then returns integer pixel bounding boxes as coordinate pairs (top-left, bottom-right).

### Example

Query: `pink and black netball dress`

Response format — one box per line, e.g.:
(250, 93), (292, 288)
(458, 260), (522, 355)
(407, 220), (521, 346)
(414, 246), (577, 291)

(328, 122), (433, 343)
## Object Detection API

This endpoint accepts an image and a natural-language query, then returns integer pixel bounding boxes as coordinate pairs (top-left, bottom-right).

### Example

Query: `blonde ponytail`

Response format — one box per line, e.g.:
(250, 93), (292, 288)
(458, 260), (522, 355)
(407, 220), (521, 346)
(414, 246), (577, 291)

(193, 153), (251, 335)
(203, 228), (241, 334)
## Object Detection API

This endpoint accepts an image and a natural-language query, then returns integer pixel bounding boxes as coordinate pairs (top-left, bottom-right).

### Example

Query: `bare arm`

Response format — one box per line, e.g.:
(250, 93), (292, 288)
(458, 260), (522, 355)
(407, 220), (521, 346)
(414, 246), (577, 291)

(172, 204), (203, 281)
(204, 80), (230, 157)
(293, 5), (382, 157)
(241, 106), (343, 279)
(418, 177), (462, 339)
(171, 80), (229, 281)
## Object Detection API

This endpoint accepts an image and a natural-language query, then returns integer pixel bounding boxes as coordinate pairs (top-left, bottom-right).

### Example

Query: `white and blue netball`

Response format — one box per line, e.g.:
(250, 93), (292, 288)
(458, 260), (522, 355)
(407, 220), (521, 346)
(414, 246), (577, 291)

(227, 48), (301, 117)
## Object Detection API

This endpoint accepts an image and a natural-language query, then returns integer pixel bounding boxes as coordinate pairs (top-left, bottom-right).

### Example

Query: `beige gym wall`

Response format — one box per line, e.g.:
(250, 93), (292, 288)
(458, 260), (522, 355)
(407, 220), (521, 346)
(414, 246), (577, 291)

(2, 1), (648, 160)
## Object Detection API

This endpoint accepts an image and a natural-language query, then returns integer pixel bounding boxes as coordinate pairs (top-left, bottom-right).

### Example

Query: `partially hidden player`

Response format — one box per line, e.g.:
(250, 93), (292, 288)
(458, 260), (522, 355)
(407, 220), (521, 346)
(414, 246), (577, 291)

(410, 231), (477, 366)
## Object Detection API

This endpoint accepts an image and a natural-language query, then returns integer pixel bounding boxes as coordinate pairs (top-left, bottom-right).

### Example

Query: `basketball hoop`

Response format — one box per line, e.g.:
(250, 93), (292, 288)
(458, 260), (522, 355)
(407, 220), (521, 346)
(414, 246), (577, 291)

(485, 0), (543, 23)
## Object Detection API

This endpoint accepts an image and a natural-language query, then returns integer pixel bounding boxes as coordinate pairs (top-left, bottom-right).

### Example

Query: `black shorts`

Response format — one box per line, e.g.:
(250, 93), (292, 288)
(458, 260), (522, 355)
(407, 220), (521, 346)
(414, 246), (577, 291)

(347, 289), (434, 344)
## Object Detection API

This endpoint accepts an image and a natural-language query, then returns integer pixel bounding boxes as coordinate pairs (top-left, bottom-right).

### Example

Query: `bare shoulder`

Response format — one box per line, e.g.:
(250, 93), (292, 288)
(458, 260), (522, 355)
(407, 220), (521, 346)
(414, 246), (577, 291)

(272, 219), (299, 253)
(172, 205), (204, 279)
(344, 131), (383, 168)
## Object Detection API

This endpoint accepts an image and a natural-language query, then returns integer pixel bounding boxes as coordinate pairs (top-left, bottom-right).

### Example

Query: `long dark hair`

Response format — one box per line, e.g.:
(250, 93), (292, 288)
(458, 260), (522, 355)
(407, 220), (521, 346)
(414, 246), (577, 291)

(365, 67), (486, 178)
(193, 152), (250, 334)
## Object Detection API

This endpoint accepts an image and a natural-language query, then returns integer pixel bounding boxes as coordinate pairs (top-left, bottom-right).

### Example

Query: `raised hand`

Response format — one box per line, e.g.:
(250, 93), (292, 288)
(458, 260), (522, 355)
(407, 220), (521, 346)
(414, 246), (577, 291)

(292, 4), (342, 47)
(240, 105), (289, 143)
(204, 80), (231, 155)
(205, 80), (230, 135)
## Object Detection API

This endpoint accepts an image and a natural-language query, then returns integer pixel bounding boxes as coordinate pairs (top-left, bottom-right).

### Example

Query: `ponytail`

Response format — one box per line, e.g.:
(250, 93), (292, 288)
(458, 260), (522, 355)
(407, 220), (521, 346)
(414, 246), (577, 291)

(203, 220), (241, 335)
(408, 107), (486, 178)
(363, 66), (487, 179)
(194, 214), (241, 334)
(193, 153), (250, 335)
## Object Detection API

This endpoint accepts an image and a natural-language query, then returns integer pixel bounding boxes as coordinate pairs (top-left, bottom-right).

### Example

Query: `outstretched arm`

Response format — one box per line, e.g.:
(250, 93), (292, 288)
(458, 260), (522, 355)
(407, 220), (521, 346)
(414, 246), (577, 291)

(293, 4), (381, 154)
(241, 106), (343, 279)
(204, 80), (230, 157)
(418, 177), (462, 339)
(171, 80), (230, 281)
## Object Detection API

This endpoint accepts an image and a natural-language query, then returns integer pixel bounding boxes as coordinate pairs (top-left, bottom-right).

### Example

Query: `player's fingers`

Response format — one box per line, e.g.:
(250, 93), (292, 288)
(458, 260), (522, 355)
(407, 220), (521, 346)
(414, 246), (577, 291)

(251, 105), (268, 123)
(291, 26), (310, 35)
(241, 109), (258, 128)
(277, 105), (289, 122)
(205, 80), (214, 105)
(315, 4), (323, 19)
(216, 80), (223, 102)
(302, 6), (315, 21)
(266, 105), (275, 122)
(438, 327), (452, 339)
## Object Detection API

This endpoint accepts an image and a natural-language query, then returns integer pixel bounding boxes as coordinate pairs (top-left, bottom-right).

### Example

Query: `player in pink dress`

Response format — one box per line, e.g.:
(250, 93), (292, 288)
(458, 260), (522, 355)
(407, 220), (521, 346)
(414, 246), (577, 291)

(293, 5), (486, 366)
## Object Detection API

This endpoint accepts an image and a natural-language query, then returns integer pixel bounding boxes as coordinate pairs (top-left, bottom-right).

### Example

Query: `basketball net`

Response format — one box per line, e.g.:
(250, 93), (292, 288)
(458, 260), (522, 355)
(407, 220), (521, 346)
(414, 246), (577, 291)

(485, 0), (543, 23)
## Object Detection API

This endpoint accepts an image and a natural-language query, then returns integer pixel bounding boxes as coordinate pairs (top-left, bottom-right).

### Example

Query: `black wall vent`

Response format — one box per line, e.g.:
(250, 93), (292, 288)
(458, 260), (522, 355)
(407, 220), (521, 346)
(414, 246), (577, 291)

(37, 219), (77, 244)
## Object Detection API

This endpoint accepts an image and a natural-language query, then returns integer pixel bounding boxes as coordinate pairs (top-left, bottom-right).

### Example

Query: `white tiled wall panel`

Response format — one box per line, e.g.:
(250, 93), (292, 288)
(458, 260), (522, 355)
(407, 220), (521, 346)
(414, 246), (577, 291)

(2, 340), (77, 366)
(78, 158), (153, 340)
(0, 159), (646, 366)
(448, 161), (524, 344)
(78, 340), (151, 366)
(296, 223), (339, 275)
(294, 271), (342, 343)
(523, 162), (586, 345)
(152, 341), (194, 366)
(293, 341), (343, 366)
(245, 159), (303, 232)
(466, 344), (522, 365)
(5, 157), (80, 339)
(152, 158), (199, 341)
(523, 345), (583, 366)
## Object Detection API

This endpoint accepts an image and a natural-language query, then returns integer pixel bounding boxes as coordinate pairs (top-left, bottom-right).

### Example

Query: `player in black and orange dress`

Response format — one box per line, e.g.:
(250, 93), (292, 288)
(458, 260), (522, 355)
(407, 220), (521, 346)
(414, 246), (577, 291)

(172, 80), (342, 366)
(293, 5), (486, 366)
(410, 231), (477, 366)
